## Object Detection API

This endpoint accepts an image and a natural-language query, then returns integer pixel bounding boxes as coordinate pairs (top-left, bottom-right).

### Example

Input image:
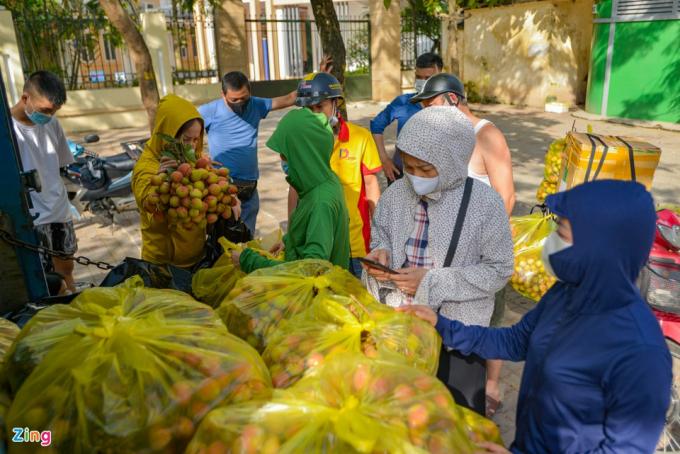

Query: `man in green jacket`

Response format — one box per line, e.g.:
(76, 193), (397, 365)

(231, 105), (350, 273)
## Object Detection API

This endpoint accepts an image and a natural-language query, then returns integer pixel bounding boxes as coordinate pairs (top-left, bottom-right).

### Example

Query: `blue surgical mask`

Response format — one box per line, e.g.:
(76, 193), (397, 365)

(405, 171), (440, 196)
(25, 100), (52, 125)
(541, 231), (573, 280)
(414, 79), (426, 92)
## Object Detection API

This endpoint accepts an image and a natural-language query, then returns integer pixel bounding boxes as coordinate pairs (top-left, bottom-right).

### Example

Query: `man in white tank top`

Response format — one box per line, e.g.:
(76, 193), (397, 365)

(411, 73), (515, 418)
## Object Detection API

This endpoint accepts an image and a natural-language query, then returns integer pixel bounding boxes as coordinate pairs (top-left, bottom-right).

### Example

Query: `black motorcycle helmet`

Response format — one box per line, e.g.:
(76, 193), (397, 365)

(295, 72), (343, 107)
(410, 73), (466, 104)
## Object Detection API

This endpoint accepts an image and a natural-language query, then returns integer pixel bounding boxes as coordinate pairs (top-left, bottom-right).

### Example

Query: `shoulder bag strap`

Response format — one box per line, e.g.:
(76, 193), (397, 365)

(444, 177), (474, 268)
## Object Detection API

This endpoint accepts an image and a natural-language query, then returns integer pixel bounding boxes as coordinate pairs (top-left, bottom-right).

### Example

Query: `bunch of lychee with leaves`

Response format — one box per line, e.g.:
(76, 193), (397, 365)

(144, 133), (238, 229)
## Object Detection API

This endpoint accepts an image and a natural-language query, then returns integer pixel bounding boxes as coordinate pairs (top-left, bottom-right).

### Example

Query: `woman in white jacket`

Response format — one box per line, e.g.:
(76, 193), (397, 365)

(363, 106), (513, 414)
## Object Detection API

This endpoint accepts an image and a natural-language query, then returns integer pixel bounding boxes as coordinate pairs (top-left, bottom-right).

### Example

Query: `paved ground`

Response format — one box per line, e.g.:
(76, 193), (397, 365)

(66, 101), (680, 444)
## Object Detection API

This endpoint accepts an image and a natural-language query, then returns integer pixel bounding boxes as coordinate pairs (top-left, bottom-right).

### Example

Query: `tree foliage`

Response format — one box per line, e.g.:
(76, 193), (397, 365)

(0, 0), (124, 90)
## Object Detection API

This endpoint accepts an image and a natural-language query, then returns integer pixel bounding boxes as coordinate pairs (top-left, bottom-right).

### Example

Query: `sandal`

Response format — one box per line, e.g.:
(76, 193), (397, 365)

(486, 394), (503, 418)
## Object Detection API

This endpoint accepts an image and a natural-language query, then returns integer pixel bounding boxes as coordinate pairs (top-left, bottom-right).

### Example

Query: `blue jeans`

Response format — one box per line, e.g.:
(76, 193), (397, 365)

(349, 258), (363, 278)
(240, 189), (259, 236)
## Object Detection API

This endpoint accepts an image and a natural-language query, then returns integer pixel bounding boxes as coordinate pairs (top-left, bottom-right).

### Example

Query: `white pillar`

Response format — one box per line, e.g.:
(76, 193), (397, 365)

(0, 10), (25, 104)
(141, 12), (174, 96)
(248, 0), (261, 80)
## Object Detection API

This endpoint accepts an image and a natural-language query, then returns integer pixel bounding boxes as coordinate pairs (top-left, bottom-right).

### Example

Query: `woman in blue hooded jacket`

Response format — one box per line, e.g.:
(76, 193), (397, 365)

(401, 180), (672, 453)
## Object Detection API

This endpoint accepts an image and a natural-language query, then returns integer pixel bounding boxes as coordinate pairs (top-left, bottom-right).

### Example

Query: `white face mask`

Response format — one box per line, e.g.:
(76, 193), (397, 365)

(405, 172), (440, 196)
(541, 231), (573, 280)
(414, 79), (426, 93)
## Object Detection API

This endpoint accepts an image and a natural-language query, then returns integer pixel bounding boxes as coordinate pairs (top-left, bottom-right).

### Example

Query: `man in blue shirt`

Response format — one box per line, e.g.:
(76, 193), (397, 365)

(370, 53), (442, 184)
(198, 72), (299, 236)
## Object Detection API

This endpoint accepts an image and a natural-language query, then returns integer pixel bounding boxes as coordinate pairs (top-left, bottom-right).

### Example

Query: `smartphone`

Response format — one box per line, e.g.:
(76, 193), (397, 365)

(357, 257), (398, 274)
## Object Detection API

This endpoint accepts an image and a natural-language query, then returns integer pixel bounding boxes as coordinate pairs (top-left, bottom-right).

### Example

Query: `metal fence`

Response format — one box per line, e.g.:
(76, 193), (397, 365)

(244, 18), (370, 82)
(165, 8), (218, 84)
(400, 11), (441, 70)
(12, 12), (137, 90)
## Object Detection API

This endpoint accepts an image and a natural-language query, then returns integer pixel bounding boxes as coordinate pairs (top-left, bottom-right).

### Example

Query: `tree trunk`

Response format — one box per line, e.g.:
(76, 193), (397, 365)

(98, 0), (159, 132)
(446, 0), (463, 76)
(308, 0), (348, 119)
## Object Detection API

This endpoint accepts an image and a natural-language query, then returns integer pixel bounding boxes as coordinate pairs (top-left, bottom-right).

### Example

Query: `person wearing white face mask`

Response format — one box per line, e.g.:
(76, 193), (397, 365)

(415, 72), (516, 418)
(362, 106), (514, 415)
(399, 180), (672, 454)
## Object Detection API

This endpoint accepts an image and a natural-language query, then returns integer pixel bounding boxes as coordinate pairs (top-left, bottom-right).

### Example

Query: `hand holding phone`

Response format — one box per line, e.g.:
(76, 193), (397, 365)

(358, 257), (397, 275)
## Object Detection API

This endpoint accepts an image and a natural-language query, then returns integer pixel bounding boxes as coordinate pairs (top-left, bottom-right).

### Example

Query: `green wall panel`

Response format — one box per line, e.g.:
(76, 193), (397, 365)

(596, 0), (613, 19)
(585, 23), (610, 115)
(607, 20), (680, 123)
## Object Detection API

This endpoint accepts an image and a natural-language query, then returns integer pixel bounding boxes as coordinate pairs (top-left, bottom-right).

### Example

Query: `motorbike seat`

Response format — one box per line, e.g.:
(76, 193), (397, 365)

(106, 152), (134, 163)
(103, 156), (135, 172)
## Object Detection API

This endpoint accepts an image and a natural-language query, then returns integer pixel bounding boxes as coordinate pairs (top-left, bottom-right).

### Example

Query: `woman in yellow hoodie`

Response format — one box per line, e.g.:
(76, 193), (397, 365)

(132, 95), (207, 268)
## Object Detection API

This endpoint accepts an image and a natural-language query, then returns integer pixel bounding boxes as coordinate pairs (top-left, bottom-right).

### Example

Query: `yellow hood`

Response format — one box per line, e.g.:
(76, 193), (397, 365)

(132, 95), (207, 268)
(144, 94), (205, 158)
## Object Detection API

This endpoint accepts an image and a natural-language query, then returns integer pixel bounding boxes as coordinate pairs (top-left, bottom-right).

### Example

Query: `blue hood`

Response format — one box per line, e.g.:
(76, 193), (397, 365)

(545, 179), (657, 314)
(436, 180), (671, 453)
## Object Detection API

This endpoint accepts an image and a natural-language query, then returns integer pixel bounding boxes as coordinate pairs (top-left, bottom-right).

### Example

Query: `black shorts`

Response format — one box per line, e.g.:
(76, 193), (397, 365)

(34, 221), (78, 269)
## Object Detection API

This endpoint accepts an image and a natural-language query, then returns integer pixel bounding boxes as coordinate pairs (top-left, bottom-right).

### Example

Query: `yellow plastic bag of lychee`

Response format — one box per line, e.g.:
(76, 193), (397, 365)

(217, 259), (379, 352)
(191, 238), (247, 308)
(459, 406), (504, 445)
(263, 295), (441, 388)
(0, 318), (19, 362)
(509, 213), (558, 302)
(192, 264), (245, 308)
(5, 276), (271, 454)
(192, 234), (287, 308)
(0, 318), (19, 444)
(536, 138), (567, 203)
(187, 354), (491, 454)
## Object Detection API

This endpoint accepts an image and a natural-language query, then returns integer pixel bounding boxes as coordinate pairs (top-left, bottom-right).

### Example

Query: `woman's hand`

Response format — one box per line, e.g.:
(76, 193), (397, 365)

(396, 305), (437, 326)
(232, 197), (242, 220)
(475, 442), (511, 454)
(159, 156), (178, 173)
(269, 242), (284, 255)
(391, 268), (429, 295)
(362, 249), (392, 281)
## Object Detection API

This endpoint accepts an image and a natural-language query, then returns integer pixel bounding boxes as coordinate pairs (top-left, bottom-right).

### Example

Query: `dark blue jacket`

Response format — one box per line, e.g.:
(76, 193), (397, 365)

(369, 93), (421, 171)
(436, 180), (671, 453)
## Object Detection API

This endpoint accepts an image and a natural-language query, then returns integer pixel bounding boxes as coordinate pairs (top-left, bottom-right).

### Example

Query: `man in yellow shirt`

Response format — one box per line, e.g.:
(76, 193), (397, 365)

(285, 73), (382, 277)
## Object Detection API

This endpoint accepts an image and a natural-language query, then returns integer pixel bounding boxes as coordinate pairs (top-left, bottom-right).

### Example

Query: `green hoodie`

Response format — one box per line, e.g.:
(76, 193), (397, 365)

(239, 108), (350, 272)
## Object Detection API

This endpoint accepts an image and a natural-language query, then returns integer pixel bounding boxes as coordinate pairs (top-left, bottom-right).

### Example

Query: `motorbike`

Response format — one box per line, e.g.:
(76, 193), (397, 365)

(62, 136), (146, 216)
(639, 209), (680, 452)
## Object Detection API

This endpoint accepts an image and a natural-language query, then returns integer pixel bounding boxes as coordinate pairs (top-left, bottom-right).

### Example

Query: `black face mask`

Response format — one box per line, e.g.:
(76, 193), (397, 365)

(227, 98), (250, 116)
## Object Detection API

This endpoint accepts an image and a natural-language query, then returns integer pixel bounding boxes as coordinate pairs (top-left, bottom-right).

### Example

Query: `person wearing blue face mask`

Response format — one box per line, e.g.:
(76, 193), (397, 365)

(362, 106), (514, 415)
(199, 58), (332, 238)
(370, 53), (442, 185)
(400, 179), (672, 453)
(10, 71), (77, 294)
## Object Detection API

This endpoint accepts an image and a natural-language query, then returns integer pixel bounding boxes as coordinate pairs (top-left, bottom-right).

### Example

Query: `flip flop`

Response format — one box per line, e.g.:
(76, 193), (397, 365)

(486, 394), (503, 418)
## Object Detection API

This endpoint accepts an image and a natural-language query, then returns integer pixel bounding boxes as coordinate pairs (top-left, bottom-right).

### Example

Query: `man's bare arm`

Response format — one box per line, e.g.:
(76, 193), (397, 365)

(272, 56), (333, 111)
(479, 127), (516, 215)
